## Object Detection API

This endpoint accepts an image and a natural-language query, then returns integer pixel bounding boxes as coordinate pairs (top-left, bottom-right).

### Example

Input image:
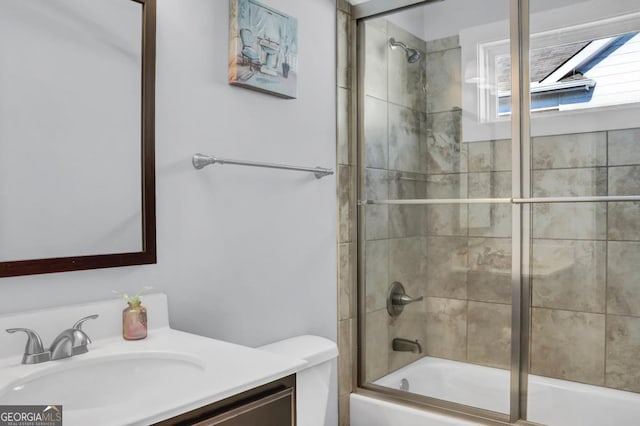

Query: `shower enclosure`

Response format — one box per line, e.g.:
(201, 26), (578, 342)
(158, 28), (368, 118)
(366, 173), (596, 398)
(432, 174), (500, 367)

(354, 0), (640, 424)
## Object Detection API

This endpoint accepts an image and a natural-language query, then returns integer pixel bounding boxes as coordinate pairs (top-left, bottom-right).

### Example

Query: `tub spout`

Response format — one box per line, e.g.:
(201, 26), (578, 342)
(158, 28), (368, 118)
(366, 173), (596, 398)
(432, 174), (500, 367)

(392, 338), (422, 353)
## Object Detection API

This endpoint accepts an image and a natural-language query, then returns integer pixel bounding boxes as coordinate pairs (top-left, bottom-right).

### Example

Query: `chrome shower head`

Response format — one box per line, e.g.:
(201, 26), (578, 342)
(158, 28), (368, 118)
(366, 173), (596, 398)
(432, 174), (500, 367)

(406, 48), (421, 63)
(389, 37), (421, 63)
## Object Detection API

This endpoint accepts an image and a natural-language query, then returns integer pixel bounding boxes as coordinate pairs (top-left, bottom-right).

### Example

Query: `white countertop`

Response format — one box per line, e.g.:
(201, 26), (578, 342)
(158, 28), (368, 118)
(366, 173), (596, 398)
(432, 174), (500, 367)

(0, 294), (307, 425)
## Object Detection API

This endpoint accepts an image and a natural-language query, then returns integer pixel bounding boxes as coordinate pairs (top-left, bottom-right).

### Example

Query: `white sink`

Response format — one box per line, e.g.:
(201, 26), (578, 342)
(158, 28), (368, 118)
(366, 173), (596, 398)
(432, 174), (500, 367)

(0, 352), (204, 409)
(0, 294), (306, 425)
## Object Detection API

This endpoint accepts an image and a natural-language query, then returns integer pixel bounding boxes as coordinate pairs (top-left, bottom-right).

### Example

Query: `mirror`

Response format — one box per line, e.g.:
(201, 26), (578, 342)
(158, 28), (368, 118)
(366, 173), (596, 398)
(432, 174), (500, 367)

(0, 0), (156, 277)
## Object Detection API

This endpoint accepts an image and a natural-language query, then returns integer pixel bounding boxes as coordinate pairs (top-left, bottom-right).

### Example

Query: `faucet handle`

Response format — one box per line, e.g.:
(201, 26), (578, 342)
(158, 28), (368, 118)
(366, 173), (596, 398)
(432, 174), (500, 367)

(392, 294), (424, 306)
(6, 328), (51, 364)
(73, 314), (99, 331)
(387, 282), (423, 317)
(70, 315), (98, 354)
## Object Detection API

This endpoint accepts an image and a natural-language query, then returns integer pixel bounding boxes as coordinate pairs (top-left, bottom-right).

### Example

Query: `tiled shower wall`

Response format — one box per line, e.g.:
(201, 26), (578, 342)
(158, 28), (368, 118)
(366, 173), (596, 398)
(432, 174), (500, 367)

(360, 18), (640, 396)
(363, 18), (430, 382)
(336, 1), (356, 425)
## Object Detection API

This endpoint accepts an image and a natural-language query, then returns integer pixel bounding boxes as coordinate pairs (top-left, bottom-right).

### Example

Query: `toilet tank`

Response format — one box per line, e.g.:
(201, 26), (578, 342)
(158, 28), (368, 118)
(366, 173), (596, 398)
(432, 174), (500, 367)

(259, 335), (338, 426)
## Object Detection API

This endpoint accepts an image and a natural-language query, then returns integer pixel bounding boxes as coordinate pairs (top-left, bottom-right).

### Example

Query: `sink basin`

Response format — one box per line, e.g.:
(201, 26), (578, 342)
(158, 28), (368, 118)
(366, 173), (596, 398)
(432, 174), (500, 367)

(0, 352), (205, 410)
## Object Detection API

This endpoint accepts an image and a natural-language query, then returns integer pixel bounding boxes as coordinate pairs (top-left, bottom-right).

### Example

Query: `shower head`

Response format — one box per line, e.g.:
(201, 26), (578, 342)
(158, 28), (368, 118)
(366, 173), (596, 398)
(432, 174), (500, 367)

(389, 37), (422, 63)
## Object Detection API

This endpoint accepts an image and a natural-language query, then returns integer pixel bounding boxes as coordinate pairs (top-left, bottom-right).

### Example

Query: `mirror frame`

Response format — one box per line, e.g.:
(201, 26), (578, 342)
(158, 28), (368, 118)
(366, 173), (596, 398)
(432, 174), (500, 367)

(0, 0), (157, 278)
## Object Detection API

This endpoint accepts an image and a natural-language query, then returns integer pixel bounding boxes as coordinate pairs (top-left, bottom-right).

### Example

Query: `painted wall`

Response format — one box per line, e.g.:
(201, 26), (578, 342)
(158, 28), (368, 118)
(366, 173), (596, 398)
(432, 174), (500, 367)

(386, 6), (425, 40)
(0, 0), (337, 421)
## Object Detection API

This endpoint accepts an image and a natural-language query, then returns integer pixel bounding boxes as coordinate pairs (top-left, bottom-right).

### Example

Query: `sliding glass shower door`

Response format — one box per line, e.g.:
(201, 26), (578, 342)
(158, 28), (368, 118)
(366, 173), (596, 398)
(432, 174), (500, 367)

(359, 0), (515, 419)
(525, 1), (640, 424)
(357, 0), (640, 424)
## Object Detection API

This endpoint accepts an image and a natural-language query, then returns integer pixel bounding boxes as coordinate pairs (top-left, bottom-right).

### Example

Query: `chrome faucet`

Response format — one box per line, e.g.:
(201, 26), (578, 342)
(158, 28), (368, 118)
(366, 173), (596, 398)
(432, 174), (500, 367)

(49, 315), (98, 360)
(5, 328), (51, 364)
(392, 338), (422, 353)
(6, 314), (99, 364)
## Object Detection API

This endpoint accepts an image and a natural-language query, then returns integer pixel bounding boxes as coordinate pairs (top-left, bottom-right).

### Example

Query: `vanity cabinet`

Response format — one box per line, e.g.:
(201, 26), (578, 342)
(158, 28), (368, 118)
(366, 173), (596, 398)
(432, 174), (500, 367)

(153, 375), (295, 426)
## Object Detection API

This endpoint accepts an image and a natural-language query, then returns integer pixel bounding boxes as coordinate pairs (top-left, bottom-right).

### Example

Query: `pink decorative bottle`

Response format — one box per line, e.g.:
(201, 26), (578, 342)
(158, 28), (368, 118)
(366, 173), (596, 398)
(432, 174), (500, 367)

(123, 300), (147, 340)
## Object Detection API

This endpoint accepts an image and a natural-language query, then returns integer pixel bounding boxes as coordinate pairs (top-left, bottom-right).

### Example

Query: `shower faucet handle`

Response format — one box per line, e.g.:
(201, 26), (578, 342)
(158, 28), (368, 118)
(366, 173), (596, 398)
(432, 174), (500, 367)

(392, 293), (424, 305)
(387, 282), (423, 317)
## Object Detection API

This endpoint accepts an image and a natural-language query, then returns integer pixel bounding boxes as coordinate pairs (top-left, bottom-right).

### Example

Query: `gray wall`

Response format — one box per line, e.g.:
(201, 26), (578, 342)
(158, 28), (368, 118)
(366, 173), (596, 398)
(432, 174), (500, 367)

(0, 0), (338, 420)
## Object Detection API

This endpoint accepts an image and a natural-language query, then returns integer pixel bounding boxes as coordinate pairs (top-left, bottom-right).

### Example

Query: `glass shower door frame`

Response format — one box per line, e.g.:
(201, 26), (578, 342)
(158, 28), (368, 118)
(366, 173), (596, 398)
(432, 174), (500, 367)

(355, 0), (640, 423)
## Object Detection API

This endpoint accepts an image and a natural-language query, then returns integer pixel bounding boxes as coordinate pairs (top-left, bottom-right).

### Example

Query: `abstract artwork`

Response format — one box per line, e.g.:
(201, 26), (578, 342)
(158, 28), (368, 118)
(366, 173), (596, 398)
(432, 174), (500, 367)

(229, 0), (298, 99)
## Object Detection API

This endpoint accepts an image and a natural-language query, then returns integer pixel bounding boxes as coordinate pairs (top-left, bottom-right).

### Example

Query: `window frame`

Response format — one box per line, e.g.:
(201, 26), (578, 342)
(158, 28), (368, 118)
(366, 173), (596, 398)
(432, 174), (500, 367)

(461, 2), (640, 142)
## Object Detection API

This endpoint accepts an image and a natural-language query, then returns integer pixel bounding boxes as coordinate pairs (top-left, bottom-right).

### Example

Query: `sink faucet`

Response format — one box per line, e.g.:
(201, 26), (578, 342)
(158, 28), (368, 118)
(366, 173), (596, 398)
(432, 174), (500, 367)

(392, 338), (422, 353)
(6, 314), (99, 364)
(49, 315), (98, 360)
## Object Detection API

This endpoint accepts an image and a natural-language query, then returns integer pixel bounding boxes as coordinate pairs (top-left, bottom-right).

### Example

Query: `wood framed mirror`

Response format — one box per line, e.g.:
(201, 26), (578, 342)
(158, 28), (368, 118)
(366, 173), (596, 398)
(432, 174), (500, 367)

(0, 0), (156, 277)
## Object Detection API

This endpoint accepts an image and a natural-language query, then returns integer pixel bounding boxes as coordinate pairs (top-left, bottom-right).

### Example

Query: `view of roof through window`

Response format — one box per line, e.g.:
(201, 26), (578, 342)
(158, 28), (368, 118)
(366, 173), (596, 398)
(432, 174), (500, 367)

(497, 30), (640, 115)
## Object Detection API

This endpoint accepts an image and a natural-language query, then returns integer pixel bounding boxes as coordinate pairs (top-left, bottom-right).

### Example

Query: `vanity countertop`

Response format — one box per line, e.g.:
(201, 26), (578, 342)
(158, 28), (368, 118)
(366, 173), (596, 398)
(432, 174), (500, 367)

(0, 294), (307, 425)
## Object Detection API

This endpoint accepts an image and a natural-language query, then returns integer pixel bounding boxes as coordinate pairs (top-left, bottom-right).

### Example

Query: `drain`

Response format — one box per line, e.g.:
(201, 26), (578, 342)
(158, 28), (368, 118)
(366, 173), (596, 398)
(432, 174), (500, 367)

(400, 378), (410, 391)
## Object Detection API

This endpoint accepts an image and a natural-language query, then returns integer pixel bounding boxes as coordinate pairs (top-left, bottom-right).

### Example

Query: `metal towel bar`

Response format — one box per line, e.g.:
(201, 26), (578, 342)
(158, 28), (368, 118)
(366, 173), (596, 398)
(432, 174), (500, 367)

(192, 153), (334, 179)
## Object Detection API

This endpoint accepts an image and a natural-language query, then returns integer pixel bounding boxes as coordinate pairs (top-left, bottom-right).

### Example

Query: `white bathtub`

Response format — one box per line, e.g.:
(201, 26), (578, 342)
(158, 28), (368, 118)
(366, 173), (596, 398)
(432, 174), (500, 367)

(351, 357), (640, 426)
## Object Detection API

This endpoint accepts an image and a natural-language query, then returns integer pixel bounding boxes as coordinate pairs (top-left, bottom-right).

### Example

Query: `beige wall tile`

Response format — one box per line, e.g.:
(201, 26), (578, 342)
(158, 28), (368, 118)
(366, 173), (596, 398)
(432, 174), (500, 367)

(607, 241), (640, 316)
(609, 165), (640, 196)
(532, 132), (606, 169)
(467, 301), (511, 369)
(426, 47), (461, 114)
(338, 165), (354, 243)
(337, 10), (351, 89)
(606, 315), (640, 393)
(468, 172), (511, 238)
(337, 0), (351, 14)
(426, 110), (466, 174)
(389, 307), (426, 372)
(390, 204), (426, 239)
(389, 104), (427, 174)
(533, 203), (606, 240)
(426, 173), (468, 236)
(363, 21), (387, 101)
(608, 202), (640, 241)
(425, 297), (467, 361)
(365, 309), (390, 382)
(468, 139), (512, 172)
(365, 239), (389, 313)
(338, 318), (354, 396)
(389, 171), (426, 199)
(608, 128), (640, 166)
(533, 167), (607, 197)
(530, 308), (605, 385)
(389, 237), (427, 298)
(387, 22), (427, 113)
(365, 205), (389, 241)
(426, 35), (459, 53)
(532, 240), (606, 313)
(365, 168), (389, 240)
(532, 168), (607, 240)
(468, 238), (511, 304)
(337, 87), (350, 166)
(389, 172), (427, 238)
(339, 394), (350, 426)
(364, 96), (388, 169)
(426, 236), (468, 299)
(339, 242), (355, 320)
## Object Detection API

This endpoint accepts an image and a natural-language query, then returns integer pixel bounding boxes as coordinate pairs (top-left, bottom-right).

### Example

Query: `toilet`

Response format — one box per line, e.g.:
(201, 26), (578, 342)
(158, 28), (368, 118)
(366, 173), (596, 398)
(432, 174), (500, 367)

(259, 335), (338, 426)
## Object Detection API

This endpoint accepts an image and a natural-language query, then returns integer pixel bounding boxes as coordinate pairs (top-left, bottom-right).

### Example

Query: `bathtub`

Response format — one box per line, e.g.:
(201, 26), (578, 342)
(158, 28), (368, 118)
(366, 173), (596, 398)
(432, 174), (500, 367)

(351, 357), (640, 426)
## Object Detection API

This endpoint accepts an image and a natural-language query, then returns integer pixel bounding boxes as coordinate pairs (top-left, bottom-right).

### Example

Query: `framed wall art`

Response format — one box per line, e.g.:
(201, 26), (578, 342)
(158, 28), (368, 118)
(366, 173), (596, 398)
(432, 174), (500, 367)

(228, 0), (298, 99)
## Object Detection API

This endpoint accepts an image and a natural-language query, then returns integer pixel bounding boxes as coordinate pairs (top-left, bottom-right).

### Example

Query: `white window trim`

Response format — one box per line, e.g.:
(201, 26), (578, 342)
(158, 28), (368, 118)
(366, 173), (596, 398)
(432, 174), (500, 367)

(460, 0), (640, 143)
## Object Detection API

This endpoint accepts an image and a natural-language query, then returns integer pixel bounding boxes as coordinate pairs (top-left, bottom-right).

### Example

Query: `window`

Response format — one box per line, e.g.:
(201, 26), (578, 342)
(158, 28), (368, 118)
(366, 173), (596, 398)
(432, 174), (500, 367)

(497, 31), (640, 115)
(460, 3), (640, 142)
